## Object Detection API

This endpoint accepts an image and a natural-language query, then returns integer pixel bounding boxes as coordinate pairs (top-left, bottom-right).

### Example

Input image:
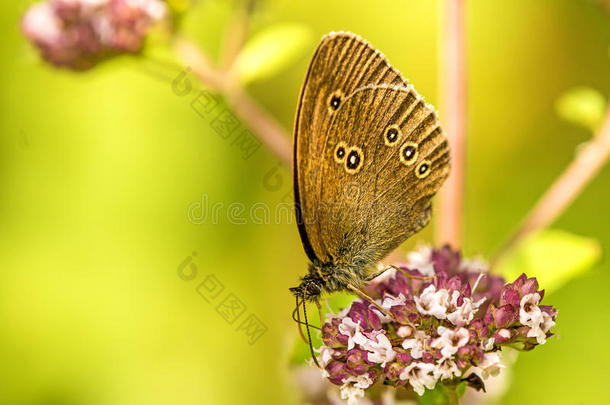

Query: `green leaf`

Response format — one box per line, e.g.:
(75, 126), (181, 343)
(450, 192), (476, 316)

(235, 23), (312, 85)
(419, 386), (448, 405)
(555, 86), (607, 132)
(420, 384), (466, 405)
(166, 0), (194, 14)
(496, 229), (601, 291)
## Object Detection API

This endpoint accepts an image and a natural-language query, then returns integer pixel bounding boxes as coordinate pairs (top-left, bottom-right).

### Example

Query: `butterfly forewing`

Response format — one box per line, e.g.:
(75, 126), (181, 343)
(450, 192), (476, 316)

(294, 32), (409, 263)
(309, 85), (450, 272)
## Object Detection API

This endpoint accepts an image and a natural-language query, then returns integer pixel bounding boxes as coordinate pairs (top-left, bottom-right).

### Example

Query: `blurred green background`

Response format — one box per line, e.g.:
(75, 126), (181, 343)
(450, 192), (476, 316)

(1, 0), (609, 404)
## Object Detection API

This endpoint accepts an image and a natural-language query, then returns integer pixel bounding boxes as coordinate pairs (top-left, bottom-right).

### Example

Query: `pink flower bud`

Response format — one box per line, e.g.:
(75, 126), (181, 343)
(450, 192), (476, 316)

(326, 361), (349, 385)
(322, 319), (347, 348)
(493, 328), (512, 343)
(520, 277), (539, 296)
(500, 288), (520, 307)
(346, 349), (372, 375)
(494, 304), (517, 328)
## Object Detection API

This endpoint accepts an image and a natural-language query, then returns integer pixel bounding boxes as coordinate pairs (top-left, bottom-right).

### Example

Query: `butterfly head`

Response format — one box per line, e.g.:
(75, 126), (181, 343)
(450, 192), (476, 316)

(289, 267), (326, 301)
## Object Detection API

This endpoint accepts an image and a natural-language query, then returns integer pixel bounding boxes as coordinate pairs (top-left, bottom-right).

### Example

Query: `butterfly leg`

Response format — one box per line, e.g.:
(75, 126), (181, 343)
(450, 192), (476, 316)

(369, 264), (435, 281)
(389, 264), (436, 281)
(315, 300), (324, 326)
(347, 283), (395, 320)
(366, 266), (391, 281)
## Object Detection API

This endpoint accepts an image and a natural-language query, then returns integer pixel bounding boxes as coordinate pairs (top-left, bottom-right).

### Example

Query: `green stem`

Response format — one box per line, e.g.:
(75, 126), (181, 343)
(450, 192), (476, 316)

(444, 384), (460, 405)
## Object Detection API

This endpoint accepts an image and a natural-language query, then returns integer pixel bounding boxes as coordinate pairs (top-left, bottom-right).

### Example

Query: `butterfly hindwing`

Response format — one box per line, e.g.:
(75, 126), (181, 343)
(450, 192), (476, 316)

(313, 85), (450, 272)
(294, 32), (408, 263)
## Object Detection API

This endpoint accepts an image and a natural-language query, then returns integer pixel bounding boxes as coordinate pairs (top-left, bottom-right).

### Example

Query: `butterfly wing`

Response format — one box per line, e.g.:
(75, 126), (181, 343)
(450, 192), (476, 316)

(310, 84), (450, 271)
(294, 32), (409, 263)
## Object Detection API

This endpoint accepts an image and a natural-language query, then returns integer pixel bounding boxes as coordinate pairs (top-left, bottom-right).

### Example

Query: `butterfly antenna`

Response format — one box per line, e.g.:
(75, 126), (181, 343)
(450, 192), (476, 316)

(302, 299), (321, 369)
(293, 296), (309, 343)
(292, 297), (321, 332)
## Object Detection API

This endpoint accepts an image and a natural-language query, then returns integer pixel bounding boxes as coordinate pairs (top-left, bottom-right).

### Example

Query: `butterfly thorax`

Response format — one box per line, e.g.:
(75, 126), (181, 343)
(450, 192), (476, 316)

(289, 261), (371, 302)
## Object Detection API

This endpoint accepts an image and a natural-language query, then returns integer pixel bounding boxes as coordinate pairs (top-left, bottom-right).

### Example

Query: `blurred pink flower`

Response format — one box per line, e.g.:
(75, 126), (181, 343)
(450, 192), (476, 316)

(21, 0), (166, 70)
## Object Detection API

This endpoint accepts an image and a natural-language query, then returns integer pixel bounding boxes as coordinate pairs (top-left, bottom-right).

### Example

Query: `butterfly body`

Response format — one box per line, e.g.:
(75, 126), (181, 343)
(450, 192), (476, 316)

(290, 32), (450, 303)
(290, 258), (374, 302)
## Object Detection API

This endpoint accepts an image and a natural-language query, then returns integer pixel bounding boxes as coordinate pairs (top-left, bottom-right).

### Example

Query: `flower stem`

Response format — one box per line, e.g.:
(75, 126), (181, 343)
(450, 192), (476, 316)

(494, 104), (610, 264)
(173, 36), (291, 165)
(437, 0), (467, 248)
(444, 384), (461, 405)
(219, 0), (255, 71)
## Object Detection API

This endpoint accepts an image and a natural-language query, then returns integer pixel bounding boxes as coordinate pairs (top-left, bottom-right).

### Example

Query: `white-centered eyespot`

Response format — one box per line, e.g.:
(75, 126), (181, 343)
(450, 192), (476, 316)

(399, 142), (419, 166)
(345, 146), (364, 174)
(384, 124), (402, 146)
(328, 90), (344, 112)
(334, 141), (348, 163)
(415, 159), (432, 179)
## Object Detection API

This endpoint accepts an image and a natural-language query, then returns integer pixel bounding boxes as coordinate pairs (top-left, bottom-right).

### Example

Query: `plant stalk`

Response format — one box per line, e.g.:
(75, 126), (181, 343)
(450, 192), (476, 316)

(437, 0), (467, 248)
(494, 104), (610, 263)
(444, 384), (461, 405)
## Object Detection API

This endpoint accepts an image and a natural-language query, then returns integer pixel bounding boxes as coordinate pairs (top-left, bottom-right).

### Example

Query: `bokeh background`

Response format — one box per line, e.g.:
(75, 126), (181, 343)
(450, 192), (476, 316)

(1, 0), (609, 404)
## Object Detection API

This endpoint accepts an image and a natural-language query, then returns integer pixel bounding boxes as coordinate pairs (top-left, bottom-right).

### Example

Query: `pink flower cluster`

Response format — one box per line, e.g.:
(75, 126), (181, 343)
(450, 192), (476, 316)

(21, 0), (166, 70)
(318, 246), (557, 403)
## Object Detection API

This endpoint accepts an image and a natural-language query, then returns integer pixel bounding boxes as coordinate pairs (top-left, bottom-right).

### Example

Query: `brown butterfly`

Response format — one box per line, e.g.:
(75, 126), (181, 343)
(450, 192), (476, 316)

(289, 32), (450, 364)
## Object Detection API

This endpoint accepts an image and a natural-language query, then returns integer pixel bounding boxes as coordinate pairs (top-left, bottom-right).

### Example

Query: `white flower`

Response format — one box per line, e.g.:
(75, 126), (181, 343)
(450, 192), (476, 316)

(402, 330), (428, 359)
(399, 362), (437, 395)
(372, 262), (396, 283)
(431, 326), (470, 358)
(370, 303), (393, 324)
(407, 245), (435, 276)
(338, 317), (367, 350)
(497, 328), (511, 340)
(324, 302), (350, 323)
(318, 346), (334, 368)
(482, 337), (496, 351)
(434, 358), (462, 381)
(474, 352), (504, 379)
(526, 324), (547, 344)
(519, 293), (542, 326)
(459, 256), (488, 273)
(415, 285), (449, 319)
(541, 311), (556, 333)
(396, 325), (413, 339)
(526, 311), (555, 344)
(61, 0), (109, 7)
(338, 318), (396, 365)
(340, 374), (373, 405)
(382, 293), (406, 309)
(340, 384), (364, 405)
(126, 0), (167, 20)
(519, 293), (556, 344)
(447, 292), (486, 327)
(21, 2), (62, 44)
(362, 333), (396, 366)
(93, 14), (114, 44)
